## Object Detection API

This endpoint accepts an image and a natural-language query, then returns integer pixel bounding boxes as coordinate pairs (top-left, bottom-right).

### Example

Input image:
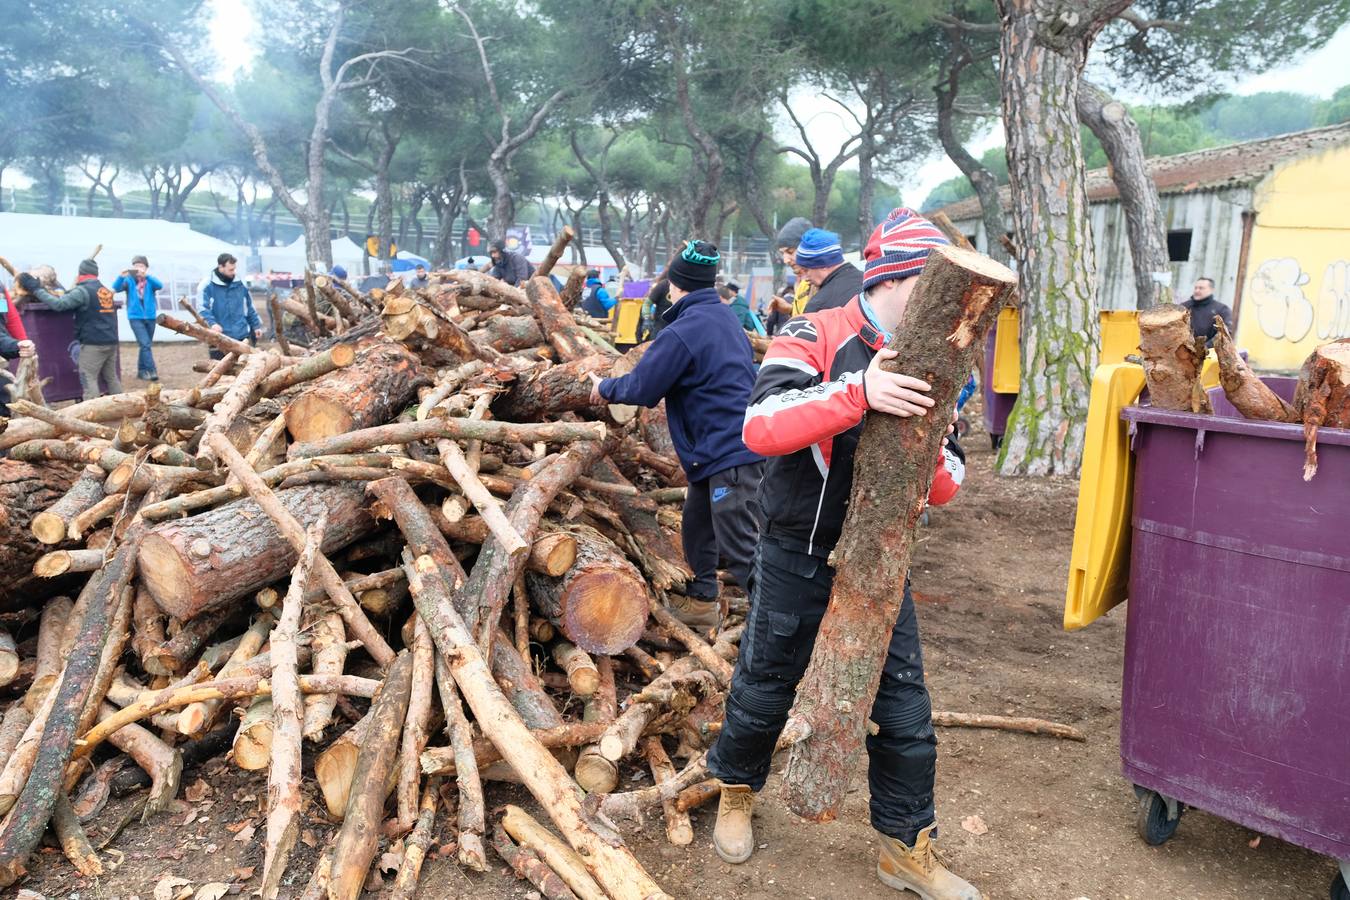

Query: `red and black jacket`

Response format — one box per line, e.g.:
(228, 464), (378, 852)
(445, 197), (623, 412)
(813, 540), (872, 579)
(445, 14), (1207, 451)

(743, 296), (965, 558)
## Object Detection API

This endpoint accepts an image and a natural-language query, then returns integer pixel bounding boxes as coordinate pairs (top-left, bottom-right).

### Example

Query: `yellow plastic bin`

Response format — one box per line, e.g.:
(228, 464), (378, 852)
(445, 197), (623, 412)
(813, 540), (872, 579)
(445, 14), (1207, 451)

(613, 297), (644, 348)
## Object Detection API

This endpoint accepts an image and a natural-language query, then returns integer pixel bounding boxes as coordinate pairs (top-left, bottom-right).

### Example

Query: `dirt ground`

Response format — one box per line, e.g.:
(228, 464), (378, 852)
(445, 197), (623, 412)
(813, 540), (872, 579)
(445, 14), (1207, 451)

(19, 344), (1337, 898)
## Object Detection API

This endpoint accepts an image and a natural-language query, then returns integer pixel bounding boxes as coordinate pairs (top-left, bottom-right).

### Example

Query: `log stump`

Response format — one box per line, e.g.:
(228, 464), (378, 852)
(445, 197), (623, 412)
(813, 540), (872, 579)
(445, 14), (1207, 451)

(1138, 304), (1212, 413)
(284, 341), (423, 443)
(1293, 338), (1350, 480)
(526, 526), (648, 655)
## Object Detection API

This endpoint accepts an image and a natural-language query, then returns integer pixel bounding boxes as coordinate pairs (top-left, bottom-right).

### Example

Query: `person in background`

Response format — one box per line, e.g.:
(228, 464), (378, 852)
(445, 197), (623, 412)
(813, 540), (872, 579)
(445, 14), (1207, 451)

(795, 228), (864, 313)
(488, 239), (533, 286)
(644, 275), (672, 341)
(113, 255), (163, 381)
(408, 263), (431, 289)
(721, 283), (766, 335)
(580, 268), (615, 319)
(200, 253), (262, 360)
(330, 265), (349, 282)
(705, 208), (976, 900)
(29, 265), (64, 294)
(19, 259), (121, 400)
(763, 286), (794, 336)
(1181, 276), (1233, 346)
(1, 282), (30, 345)
(589, 241), (763, 631)
(0, 302), (36, 416)
(775, 216), (815, 315)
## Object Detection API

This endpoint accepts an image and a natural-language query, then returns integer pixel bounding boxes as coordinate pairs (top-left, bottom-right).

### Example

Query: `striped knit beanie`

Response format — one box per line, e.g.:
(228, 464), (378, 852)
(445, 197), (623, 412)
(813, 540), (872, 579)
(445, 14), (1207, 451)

(794, 228), (844, 269)
(862, 207), (949, 291)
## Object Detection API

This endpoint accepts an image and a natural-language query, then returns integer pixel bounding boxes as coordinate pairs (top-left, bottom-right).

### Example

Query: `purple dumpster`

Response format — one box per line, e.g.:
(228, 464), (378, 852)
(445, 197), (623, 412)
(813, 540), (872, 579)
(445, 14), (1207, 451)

(1119, 377), (1350, 891)
(981, 324), (1016, 447)
(6, 301), (122, 403)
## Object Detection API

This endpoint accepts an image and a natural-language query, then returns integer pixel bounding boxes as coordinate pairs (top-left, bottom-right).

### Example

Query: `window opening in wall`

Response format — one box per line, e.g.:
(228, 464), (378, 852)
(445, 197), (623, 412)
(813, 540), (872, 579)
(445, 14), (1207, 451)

(1167, 229), (1193, 262)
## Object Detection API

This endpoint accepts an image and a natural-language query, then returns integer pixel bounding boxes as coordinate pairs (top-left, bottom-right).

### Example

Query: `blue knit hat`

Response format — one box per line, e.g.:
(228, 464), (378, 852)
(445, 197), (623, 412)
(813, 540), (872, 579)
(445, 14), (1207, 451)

(862, 208), (949, 291)
(794, 228), (844, 269)
(331, 265), (348, 280)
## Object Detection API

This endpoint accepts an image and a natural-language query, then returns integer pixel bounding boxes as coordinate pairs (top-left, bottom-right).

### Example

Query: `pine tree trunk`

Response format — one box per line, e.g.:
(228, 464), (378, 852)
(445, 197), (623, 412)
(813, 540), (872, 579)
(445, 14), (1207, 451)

(995, 0), (1129, 476)
(1077, 80), (1168, 311)
(935, 50), (1009, 266)
(780, 246), (1016, 821)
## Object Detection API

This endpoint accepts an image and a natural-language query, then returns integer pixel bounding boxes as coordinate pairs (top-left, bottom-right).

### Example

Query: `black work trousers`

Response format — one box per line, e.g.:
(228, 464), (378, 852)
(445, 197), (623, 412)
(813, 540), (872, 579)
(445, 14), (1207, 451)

(681, 461), (763, 599)
(706, 537), (937, 844)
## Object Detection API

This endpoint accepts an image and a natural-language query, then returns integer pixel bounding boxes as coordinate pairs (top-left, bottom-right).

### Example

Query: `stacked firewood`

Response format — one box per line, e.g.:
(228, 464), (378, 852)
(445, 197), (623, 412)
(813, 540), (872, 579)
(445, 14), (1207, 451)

(1137, 305), (1350, 479)
(0, 232), (737, 900)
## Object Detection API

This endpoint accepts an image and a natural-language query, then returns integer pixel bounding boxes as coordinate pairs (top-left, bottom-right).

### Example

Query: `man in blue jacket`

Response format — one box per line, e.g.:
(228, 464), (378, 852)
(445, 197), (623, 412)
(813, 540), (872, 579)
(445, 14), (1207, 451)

(590, 240), (763, 629)
(579, 269), (615, 320)
(113, 255), (163, 380)
(200, 253), (261, 359)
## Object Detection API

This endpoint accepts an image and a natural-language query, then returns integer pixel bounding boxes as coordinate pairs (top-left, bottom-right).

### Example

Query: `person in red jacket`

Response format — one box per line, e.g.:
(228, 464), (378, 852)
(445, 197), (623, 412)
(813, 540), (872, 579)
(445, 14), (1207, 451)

(705, 208), (978, 900)
(1, 285), (29, 343)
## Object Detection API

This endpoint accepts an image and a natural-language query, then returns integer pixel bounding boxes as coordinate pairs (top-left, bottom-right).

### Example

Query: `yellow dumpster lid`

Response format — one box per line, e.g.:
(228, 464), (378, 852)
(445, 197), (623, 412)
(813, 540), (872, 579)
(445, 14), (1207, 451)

(1063, 362), (1145, 630)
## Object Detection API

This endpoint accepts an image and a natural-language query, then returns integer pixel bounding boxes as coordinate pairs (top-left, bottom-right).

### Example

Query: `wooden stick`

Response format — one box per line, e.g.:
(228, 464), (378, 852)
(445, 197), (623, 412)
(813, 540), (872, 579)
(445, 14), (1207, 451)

(643, 737), (693, 846)
(648, 595), (734, 685)
(96, 703), (182, 818)
(177, 612), (273, 736)
(396, 616), (436, 834)
(52, 792), (103, 876)
(500, 805), (605, 900)
(198, 351), (237, 389)
(433, 652), (487, 872)
(260, 511), (326, 899)
(25, 597), (72, 713)
(288, 416), (607, 459)
(536, 225), (575, 278)
(7, 399), (115, 440)
(33, 548), (106, 579)
(388, 778), (440, 898)
(197, 350), (281, 466)
(67, 493), (125, 541)
(402, 552), (669, 900)
(326, 652), (414, 900)
(32, 465), (106, 545)
(415, 360), (487, 420)
(0, 706), (34, 766)
(157, 312), (255, 356)
(419, 721), (610, 777)
(0, 688), (59, 816)
(259, 343), (356, 397)
(513, 572), (531, 658)
(205, 432), (396, 666)
(437, 438), (527, 557)
(551, 642), (599, 696)
(302, 612), (347, 741)
(493, 826), (581, 900)
(242, 411), (289, 473)
(178, 296), (209, 328)
(268, 293), (292, 356)
(931, 710), (1086, 741)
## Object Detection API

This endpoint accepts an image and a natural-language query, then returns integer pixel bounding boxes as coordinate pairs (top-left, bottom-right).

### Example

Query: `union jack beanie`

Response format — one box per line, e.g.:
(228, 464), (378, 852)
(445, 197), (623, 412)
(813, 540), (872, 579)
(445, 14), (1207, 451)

(862, 207), (949, 292)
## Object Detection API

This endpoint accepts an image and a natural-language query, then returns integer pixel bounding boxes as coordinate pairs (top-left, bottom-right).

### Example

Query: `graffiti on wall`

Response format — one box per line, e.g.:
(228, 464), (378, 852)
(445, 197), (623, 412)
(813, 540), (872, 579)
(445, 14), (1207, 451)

(1250, 257), (1350, 343)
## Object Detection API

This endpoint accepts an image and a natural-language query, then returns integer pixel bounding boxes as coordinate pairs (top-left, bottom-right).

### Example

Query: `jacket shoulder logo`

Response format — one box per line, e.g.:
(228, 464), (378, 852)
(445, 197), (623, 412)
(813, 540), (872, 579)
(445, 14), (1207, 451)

(97, 287), (115, 310)
(781, 317), (817, 341)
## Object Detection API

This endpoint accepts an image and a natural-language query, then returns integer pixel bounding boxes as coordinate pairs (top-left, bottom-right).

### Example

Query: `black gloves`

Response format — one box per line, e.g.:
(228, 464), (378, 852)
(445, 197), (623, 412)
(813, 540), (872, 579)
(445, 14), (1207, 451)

(16, 273), (39, 294)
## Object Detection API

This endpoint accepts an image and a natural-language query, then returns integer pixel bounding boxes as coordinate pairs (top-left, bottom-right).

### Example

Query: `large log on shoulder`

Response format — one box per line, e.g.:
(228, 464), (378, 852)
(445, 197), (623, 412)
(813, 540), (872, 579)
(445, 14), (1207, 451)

(138, 484), (376, 620)
(779, 245), (1016, 822)
(284, 341), (423, 443)
(525, 526), (647, 655)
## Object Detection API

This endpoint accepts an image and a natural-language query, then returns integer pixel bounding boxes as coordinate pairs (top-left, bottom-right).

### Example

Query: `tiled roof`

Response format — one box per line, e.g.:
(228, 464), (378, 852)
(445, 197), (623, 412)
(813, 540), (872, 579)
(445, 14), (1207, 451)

(933, 121), (1350, 222)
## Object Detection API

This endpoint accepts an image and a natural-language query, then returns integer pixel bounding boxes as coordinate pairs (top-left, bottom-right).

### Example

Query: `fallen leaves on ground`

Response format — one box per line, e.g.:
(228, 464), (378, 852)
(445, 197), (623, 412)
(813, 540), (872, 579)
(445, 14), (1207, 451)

(153, 875), (192, 900)
(961, 815), (989, 836)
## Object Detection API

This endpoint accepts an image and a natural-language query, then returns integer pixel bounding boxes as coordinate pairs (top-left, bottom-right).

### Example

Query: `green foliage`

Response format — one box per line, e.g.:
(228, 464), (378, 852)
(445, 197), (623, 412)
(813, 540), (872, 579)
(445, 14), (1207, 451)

(1315, 84), (1350, 126)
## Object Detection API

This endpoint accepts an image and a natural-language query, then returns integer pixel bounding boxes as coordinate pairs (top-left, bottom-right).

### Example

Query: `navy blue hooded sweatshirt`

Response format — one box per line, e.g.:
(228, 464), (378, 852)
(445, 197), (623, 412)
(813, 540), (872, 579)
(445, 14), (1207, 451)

(598, 286), (762, 482)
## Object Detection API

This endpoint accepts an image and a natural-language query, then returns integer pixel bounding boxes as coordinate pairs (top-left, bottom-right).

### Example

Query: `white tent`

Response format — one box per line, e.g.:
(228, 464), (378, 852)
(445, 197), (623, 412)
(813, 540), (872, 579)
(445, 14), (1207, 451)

(249, 235), (366, 277)
(0, 212), (233, 342)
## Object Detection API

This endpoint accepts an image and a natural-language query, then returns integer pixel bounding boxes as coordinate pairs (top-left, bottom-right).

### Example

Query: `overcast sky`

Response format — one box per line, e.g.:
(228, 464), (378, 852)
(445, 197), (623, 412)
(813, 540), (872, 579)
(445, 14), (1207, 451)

(195, 7), (1350, 207)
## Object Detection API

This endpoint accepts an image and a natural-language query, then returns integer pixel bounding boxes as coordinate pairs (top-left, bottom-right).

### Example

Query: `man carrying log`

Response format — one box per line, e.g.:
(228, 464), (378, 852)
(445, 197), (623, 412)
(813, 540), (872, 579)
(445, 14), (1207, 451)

(705, 209), (977, 899)
(589, 241), (763, 630)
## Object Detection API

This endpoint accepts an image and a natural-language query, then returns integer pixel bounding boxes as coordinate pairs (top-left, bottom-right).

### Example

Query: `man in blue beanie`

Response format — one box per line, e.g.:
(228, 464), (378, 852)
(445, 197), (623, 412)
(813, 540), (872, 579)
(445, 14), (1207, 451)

(330, 265), (349, 281)
(795, 227), (863, 313)
(589, 241), (763, 630)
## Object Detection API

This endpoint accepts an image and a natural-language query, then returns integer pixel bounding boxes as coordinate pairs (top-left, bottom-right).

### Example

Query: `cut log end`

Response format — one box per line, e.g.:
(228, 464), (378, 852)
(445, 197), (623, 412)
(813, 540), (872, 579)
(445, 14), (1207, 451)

(285, 397), (356, 443)
(558, 572), (648, 656)
(31, 512), (68, 546)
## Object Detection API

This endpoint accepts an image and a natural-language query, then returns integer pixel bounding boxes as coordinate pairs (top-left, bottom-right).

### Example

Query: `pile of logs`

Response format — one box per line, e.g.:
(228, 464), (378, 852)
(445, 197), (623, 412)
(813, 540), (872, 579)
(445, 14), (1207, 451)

(0, 232), (727, 899)
(1138, 305), (1350, 479)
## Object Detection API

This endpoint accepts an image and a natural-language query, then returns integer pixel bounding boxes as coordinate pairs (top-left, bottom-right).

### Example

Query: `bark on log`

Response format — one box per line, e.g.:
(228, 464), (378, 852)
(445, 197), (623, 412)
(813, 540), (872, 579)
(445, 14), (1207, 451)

(26, 597), (72, 713)
(33, 549), (105, 579)
(525, 277), (604, 362)
(525, 526), (648, 656)
(156, 312), (255, 357)
(781, 245), (1016, 822)
(493, 826), (581, 900)
(0, 461), (81, 606)
(303, 613), (348, 741)
(500, 805), (605, 900)
(474, 315), (545, 353)
(403, 553), (669, 900)
(551, 642), (599, 696)
(0, 535), (140, 887)
(587, 459), (690, 590)
(1293, 338), (1350, 481)
(537, 226), (575, 278)
(643, 737), (693, 846)
(139, 483), (375, 619)
(260, 343), (356, 397)
(388, 779), (440, 897)
(396, 617), (436, 834)
(204, 434), (396, 666)
(284, 341), (422, 443)
(143, 606), (233, 677)
(1213, 317), (1296, 422)
(326, 651), (413, 900)
(1138, 304), (1212, 414)
(0, 706), (33, 765)
(315, 712), (381, 819)
(493, 356), (611, 421)
(52, 792), (102, 876)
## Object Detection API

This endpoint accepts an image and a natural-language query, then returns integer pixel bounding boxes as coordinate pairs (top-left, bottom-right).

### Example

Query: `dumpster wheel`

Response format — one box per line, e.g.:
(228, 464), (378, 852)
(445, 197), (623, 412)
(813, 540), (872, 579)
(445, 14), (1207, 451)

(1331, 868), (1348, 900)
(1135, 789), (1182, 845)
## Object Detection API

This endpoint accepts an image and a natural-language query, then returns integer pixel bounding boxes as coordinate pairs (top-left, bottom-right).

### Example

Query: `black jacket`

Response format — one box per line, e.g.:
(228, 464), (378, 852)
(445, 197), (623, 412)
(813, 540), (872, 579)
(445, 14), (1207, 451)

(803, 263), (863, 314)
(1182, 296), (1233, 346)
(34, 279), (120, 344)
(490, 250), (533, 286)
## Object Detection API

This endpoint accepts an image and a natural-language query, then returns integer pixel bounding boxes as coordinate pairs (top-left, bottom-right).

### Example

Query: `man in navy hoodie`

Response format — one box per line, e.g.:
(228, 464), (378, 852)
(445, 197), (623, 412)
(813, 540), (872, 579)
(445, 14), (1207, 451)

(590, 240), (763, 629)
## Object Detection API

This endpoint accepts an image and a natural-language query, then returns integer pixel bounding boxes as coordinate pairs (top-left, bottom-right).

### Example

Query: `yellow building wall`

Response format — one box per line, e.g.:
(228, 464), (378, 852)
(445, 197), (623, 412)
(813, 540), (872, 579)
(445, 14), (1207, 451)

(1236, 143), (1350, 370)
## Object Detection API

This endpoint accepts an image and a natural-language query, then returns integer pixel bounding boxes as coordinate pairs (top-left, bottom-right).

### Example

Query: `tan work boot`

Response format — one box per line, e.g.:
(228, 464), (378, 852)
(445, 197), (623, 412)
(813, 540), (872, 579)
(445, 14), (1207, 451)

(876, 825), (981, 900)
(669, 593), (721, 633)
(712, 784), (755, 864)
